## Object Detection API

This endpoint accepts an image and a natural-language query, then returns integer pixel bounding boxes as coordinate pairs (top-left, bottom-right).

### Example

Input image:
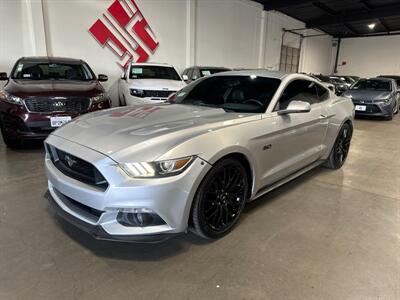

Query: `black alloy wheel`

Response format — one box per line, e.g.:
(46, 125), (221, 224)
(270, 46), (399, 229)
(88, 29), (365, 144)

(324, 123), (352, 169)
(191, 158), (249, 239)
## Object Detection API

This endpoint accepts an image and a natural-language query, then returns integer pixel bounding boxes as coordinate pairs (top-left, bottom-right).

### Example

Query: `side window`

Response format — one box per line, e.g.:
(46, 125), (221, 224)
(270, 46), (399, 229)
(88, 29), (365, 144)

(275, 79), (319, 111)
(187, 68), (194, 80)
(315, 83), (330, 102)
(192, 68), (200, 80)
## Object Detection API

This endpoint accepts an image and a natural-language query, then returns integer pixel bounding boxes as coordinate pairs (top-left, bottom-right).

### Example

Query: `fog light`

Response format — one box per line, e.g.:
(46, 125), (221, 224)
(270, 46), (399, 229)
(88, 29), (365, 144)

(117, 208), (166, 227)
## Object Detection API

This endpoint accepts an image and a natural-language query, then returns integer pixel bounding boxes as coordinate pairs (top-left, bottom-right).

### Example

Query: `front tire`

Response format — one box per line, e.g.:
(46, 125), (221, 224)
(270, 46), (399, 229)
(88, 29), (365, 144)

(0, 125), (22, 149)
(190, 158), (249, 239)
(323, 123), (353, 170)
(394, 100), (399, 115)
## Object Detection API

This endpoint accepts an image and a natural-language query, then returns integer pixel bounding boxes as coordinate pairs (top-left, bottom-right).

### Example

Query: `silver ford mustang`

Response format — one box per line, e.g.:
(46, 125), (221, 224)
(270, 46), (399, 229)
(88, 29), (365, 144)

(45, 71), (354, 242)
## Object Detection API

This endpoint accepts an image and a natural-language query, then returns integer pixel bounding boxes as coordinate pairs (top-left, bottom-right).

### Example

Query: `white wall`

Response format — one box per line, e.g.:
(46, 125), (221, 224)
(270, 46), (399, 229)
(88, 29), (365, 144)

(1, 0), (334, 101)
(195, 0), (263, 69)
(301, 30), (333, 75)
(263, 11), (303, 71)
(262, 11), (333, 75)
(337, 36), (400, 77)
(0, 1), (32, 74)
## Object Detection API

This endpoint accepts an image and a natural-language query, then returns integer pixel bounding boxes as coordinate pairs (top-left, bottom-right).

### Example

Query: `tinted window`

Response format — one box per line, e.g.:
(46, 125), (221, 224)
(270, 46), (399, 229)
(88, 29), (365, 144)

(315, 83), (330, 101)
(175, 75), (281, 113)
(351, 79), (392, 91)
(129, 65), (181, 80)
(275, 79), (320, 110)
(187, 68), (194, 80)
(12, 61), (94, 81)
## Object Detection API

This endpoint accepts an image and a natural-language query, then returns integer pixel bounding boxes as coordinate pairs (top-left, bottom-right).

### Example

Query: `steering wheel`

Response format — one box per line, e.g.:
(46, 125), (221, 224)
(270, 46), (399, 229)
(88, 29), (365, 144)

(243, 99), (263, 107)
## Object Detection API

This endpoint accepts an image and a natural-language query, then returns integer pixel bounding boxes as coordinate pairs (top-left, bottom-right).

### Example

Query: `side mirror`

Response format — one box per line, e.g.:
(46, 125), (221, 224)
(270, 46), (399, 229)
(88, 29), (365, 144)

(121, 72), (127, 80)
(0, 72), (8, 81)
(192, 76), (198, 81)
(98, 74), (108, 82)
(278, 100), (311, 115)
(182, 74), (189, 81)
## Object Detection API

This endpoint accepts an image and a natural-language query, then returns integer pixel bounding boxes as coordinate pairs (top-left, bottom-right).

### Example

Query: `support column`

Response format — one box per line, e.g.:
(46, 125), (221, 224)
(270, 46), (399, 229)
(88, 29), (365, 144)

(186, 0), (196, 67)
(258, 10), (267, 68)
(22, 0), (48, 56)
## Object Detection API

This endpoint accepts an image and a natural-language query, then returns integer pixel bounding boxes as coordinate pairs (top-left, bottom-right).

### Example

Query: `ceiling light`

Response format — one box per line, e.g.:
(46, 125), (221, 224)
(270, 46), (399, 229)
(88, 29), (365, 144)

(367, 23), (376, 30)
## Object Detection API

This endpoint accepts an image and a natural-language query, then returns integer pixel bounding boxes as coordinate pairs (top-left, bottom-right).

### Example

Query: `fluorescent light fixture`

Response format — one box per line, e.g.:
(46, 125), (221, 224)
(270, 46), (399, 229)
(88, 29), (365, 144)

(367, 23), (376, 30)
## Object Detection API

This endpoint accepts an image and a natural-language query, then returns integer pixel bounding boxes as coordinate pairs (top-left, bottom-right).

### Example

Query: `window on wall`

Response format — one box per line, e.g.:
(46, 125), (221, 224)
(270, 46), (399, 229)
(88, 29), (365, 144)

(279, 46), (300, 73)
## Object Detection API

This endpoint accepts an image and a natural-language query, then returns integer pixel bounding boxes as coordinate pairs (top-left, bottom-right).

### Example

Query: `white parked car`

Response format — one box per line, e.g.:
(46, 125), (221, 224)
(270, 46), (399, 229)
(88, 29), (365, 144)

(118, 62), (186, 106)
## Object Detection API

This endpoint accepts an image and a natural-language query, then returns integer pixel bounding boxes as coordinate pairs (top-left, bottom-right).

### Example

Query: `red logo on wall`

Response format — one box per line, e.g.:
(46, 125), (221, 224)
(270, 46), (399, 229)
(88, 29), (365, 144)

(89, 0), (159, 69)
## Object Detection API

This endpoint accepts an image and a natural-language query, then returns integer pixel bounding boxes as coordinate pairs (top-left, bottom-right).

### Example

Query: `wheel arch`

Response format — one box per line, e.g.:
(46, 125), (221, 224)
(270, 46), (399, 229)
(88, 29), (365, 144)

(206, 150), (256, 199)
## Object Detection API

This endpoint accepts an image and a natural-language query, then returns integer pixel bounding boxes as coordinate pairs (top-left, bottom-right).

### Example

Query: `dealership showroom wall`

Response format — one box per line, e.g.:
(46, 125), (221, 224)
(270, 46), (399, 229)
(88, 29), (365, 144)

(0, 0), (399, 299)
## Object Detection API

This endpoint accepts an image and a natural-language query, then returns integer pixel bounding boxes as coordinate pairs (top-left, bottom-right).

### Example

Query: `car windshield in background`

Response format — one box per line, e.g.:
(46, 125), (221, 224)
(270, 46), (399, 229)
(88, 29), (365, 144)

(200, 68), (228, 76)
(12, 62), (94, 81)
(351, 79), (391, 91)
(331, 76), (353, 84)
(130, 66), (181, 80)
(174, 75), (281, 113)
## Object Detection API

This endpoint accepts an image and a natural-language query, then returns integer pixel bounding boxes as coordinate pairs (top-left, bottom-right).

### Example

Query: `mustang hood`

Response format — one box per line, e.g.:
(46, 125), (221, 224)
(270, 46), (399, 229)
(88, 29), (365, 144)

(344, 90), (392, 101)
(51, 104), (258, 162)
(126, 79), (185, 91)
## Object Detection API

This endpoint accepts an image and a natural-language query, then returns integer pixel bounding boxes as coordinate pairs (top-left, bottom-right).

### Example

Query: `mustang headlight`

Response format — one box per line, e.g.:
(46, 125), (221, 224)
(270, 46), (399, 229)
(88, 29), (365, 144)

(121, 157), (194, 178)
(90, 93), (109, 103)
(0, 90), (23, 105)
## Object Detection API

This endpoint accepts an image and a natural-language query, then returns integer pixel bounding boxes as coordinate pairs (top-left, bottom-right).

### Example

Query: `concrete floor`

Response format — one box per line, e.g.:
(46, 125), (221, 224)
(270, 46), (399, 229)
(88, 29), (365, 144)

(0, 117), (399, 300)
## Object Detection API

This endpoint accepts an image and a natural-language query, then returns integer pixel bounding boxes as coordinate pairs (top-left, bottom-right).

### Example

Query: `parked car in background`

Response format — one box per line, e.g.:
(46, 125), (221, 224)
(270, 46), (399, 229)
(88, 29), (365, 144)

(45, 71), (354, 242)
(377, 75), (400, 87)
(182, 66), (231, 84)
(309, 74), (336, 92)
(347, 76), (360, 82)
(0, 56), (111, 148)
(119, 62), (185, 106)
(315, 75), (348, 95)
(329, 75), (355, 88)
(343, 78), (399, 120)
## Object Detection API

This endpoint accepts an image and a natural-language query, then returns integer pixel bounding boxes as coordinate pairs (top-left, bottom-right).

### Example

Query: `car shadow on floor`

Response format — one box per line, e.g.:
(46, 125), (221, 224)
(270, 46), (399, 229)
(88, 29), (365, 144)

(46, 166), (334, 261)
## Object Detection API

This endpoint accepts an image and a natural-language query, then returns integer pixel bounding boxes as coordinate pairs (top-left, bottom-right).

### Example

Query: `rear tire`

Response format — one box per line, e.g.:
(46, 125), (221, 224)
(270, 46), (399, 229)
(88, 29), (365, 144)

(190, 158), (249, 239)
(323, 123), (352, 170)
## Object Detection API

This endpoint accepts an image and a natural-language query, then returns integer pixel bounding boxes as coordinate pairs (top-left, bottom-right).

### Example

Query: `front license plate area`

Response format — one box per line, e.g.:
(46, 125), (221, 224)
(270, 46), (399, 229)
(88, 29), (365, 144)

(355, 105), (367, 111)
(50, 116), (72, 127)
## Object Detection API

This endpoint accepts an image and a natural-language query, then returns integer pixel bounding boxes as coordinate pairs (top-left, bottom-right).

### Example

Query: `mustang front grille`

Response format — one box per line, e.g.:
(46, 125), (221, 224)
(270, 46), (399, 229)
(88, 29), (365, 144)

(46, 144), (108, 191)
(24, 97), (90, 113)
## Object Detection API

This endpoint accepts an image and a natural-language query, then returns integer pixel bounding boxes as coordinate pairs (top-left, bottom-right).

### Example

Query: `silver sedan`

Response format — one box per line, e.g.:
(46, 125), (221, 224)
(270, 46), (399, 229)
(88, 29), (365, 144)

(343, 78), (399, 120)
(44, 71), (354, 241)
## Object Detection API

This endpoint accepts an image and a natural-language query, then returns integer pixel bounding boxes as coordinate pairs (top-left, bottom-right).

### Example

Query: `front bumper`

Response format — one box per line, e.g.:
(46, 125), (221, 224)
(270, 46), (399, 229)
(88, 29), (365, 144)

(0, 100), (110, 140)
(125, 95), (168, 106)
(45, 134), (211, 242)
(353, 101), (395, 117)
(46, 191), (182, 243)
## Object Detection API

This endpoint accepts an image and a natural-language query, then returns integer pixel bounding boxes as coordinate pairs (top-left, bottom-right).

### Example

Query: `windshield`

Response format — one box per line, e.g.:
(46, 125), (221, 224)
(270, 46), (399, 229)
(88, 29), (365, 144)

(200, 68), (229, 77)
(174, 75), (281, 113)
(129, 65), (181, 80)
(351, 79), (392, 91)
(12, 61), (94, 81)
